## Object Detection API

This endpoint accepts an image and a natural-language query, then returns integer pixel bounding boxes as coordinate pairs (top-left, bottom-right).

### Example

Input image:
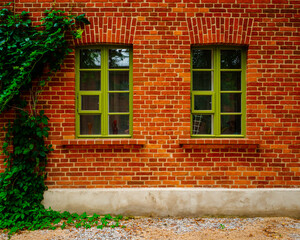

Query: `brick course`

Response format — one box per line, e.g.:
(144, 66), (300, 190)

(0, 0), (299, 188)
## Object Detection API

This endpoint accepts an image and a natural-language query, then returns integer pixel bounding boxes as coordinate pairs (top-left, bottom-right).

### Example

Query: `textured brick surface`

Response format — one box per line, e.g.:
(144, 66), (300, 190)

(0, 0), (299, 189)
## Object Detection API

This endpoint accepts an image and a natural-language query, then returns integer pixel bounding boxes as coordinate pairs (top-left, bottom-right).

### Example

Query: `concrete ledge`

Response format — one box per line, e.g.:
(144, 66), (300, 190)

(43, 188), (300, 217)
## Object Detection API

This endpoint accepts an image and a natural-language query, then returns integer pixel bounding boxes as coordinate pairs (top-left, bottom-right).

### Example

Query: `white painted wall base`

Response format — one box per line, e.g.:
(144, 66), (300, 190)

(43, 188), (300, 217)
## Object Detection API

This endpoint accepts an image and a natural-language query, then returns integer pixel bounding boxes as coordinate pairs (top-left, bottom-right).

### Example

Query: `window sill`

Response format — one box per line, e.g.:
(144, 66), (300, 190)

(179, 138), (261, 149)
(59, 139), (146, 148)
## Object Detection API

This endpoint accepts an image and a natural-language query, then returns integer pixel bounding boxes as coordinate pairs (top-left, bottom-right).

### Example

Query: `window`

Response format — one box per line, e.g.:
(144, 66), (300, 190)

(191, 46), (246, 137)
(76, 46), (132, 137)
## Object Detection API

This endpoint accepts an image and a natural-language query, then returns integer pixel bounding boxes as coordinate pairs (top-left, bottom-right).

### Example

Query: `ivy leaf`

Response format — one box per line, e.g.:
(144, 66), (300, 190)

(2, 142), (8, 149)
(53, 218), (61, 225)
(0, 7), (90, 236)
(41, 117), (48, 125)
(60, 222), (66, 230)
(0, 8), (89, 114)
(75, 14), (90, 24)
(23, 148), (30, 155)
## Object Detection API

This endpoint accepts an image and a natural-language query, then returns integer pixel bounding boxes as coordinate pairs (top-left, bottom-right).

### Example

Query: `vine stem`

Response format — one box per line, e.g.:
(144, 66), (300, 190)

(13, 0), (15, 15)
(0, 7), (90, 235)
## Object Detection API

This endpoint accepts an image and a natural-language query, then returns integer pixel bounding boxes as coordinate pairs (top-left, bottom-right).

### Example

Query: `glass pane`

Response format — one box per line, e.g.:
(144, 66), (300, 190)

(221, 50), (241, 69)
(109, 115), (129, 135)
(80, 115), (101, 135)
(192, 49), (211, 69)
(80, 49), (101, 69)
(109, 49), (129, 69)
(194, 95), (212, 110)
(193, 71), (212, 91)
(221, 71), (241, 91)
(109, 71), (129, 91)
(109, 93), (129, 112)
(221, 115), (241, 135)
(81, 95), (99, 111)
(221, 93), (241, 112)
(192, 115), (212, 135)
(80, 71), (101, 91)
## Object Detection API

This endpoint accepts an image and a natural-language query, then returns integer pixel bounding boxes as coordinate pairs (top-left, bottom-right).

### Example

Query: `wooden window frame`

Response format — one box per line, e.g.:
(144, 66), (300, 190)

(75, 46), (133, 138)
(191, 46), (247, 138)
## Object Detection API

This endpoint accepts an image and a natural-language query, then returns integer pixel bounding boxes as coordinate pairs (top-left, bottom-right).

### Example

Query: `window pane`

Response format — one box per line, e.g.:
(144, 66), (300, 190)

(192, 49), (212, 69)
(81, 95), (99, 111)
(194, 95), (212, 110)
(221, 115), (241, 135)
(109, 49), (129, 69)
(193, 71), (212, 91)
(109, 93), (129, 112)
(109, 115), (129, 135)
(221, 71), (241, 91)
(80, 115), (101, 135)
(80, 71), (101, 91)
(221, 93), (241, 112)
(221, 50), (241, 69)
(192, 115), (212, 135)
(80, 49), (101, 69)
(109, 71), (129, 91)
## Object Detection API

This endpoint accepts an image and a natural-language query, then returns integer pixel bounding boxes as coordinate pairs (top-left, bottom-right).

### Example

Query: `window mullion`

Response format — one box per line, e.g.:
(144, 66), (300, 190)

(75, 49), (80, 138)
(214, 47), (220, 136)
(102, 47), (108, 136)
(129, 48), (133, 136)
(241, 49), (247, 136)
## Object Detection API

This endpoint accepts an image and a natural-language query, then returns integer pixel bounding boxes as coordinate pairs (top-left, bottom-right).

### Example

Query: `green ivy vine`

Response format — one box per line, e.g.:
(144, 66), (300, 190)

(0, 6), (89, 113)
(0, 5), (125, 237)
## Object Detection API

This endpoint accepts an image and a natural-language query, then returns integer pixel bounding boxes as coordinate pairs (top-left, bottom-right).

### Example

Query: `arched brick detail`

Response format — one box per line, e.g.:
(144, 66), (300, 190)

(187, 17), (254, 45)
(75, 17), (137, 45)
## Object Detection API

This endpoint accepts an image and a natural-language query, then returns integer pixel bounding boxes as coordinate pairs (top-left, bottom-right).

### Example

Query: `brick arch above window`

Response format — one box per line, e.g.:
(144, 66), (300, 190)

(75, 17), (137, 45)
(187, 17), (254, 45)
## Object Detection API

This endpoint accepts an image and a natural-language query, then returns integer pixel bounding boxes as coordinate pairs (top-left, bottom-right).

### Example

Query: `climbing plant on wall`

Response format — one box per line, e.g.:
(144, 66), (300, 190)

(0, 4), (94, 235)
(0, 6), (89, 113)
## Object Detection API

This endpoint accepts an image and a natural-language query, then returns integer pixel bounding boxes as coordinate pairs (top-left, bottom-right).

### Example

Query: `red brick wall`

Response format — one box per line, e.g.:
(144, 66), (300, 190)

(0, 0), (299, 188)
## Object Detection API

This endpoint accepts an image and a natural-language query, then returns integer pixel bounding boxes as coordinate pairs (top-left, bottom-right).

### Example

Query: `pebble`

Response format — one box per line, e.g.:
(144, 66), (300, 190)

(46, 217), (297, 240)
(1, 217), (300, 240)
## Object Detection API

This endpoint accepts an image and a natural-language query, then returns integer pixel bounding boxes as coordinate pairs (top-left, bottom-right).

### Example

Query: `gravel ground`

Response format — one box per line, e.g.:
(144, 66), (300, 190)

(1, 217), (300, 240)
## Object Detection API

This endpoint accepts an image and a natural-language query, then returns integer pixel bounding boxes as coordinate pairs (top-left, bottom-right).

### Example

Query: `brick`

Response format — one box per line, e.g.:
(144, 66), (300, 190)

(0, 0), (298, 190)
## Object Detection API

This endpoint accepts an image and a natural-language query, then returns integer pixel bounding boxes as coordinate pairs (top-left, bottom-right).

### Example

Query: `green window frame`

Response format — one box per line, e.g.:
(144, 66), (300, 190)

(191, 46), (246, 137)
(75, 46), (133, 138)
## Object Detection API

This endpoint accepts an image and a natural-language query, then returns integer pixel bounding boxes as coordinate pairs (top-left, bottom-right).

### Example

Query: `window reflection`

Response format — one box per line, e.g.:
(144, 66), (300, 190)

(80, 71), (101, 91)
(81, 95), (99, 111)
(109, 49), (129, 69)
(221, 115), (241, 135)
(109, 71), (129, 90)
(109, 115), (129, 135)
(221, 72), (241, 91)
(193, 71), (212, 91)
(192, 115), (212, 135)
(80, 49), (101, 69)
(109, 93), (129, 112)
(80, 115), (101, 135)
(221, 50), (241, 69)
(221, 93), (241, 113)
(194, 95), (212, 110)
(192, 49), (212, 69)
